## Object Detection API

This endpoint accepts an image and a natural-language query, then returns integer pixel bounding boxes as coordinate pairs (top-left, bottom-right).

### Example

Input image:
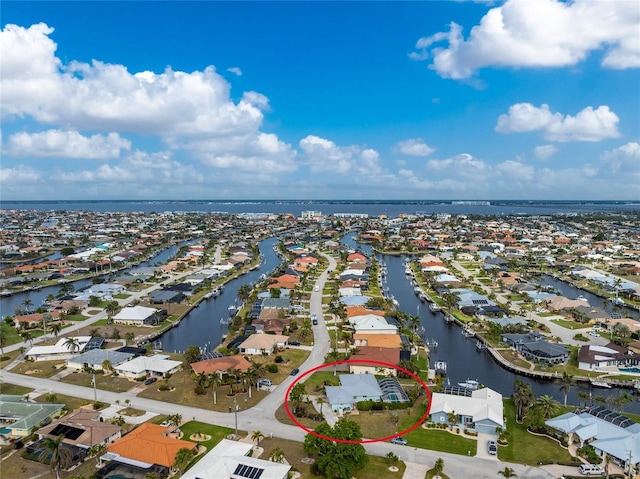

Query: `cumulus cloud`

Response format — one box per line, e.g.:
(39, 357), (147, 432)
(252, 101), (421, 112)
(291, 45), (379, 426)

(6, 130), (131, 159)
(394, 138), (435, 157)
(600, 142), (640, 175)
(411, 0), (640, 79)
(227, 67), (243, 76)
(299, 135), (382, 175)
(534, 144), (558, 160)
(426, 153), (492, 179)
(0, 23), (268, 140)
(496, 103), (620, 142)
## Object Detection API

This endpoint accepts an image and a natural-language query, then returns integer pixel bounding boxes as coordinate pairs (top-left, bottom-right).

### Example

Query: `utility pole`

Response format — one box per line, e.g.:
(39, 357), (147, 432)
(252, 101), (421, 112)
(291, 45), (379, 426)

(91, 374), (97, 403)
(233, 396), (238, 436)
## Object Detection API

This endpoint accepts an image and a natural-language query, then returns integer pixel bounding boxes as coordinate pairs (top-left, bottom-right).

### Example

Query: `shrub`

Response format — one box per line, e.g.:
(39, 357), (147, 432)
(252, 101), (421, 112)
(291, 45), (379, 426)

(158, 383), (171, 391)
(275, 355), (284, 364)
(357, 401), (373, 411)
(267, 364), (278, 373)
(93, 401), (104, 410)
(135, 376), (146, 382)
(194, 386), (206, 395)
(14, 440), (23, 450)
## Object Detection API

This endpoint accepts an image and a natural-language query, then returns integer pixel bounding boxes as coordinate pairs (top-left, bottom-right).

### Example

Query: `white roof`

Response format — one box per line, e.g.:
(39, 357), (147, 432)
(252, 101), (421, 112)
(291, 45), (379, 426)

(181, 439), (290, 479)
(430, 387), (504, 427)
(349, 315), (397, 333)
(239, 334), (289, 350)
(114, 356), (182, 375)
(113, 306), (157, 321)
(27, 336), (92, 356)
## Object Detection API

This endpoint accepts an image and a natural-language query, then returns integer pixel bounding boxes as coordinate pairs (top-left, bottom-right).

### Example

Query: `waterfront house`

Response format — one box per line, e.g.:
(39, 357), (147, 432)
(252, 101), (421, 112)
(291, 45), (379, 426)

(429, 387), (504, 435)
(13, 311), (62, 329)
(545, 406), (640, 472)
(349, 347), (401, 376)
(180, 439), (290, 479)
(349, 314), (398, 335)
(0, 395), (64, 439)
(112, 306), (161, 326)
(67, 349), (135, 371)
(353, 333), (402, 349)
(149, 290), (185, 304)
(501, 332), (569, 364)
(325, 374), (383, 414)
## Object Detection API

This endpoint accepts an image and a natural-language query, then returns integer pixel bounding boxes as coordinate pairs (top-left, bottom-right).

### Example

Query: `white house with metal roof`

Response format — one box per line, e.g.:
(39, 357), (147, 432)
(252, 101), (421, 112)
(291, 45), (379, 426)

(26, 336), (92, 361)
(114, 354), (182, 379)
(429, 387), (504, 435)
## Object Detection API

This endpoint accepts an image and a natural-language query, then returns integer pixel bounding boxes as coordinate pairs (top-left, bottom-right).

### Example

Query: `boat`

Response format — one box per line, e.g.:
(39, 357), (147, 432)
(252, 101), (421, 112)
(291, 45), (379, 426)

(425, 338), (439, 348)
(429, 303), (442, 312)
(220, 317), (229, 325)
(259, 273), (267, 280)
(434, 360), (447, 376)
(203, 292), (213, 300)
(591, 380), (612, 389)
(476, 340), (486, 351)
(458, 379), (479, 390)
(462, 328), (475, 338)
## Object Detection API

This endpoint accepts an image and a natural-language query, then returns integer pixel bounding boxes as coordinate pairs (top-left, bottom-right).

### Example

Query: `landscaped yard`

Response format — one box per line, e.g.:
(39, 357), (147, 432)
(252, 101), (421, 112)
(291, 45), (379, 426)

(551, 319), (591, 329)
(404, 427), (477, 455)
(499, 399), (573, 465)
(0, 383), (33, 396)
(33, 392), (92, 412)
(11, 359), (65, 378)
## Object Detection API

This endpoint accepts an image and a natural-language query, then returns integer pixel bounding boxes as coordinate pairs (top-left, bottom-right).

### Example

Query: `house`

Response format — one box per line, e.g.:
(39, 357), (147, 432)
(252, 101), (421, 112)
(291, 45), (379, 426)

(349, 314), (398, 335)
(429, 387), (504, 434)
(191, 355), (253, 377)
(67, 349), (135, 371)
(149, 290), (185, 304)
(112, 306), (161, 326)
(353, 334), (402, 349)
(114, 354), (182, 379)
(26, 336), (93, 361)
(0, 396), (64, 439)
(33, 408), (121, 464)
(180, 439), (290, 479)
(501, 332), (569, 364)
(350, 347), (401, 376)
(237, 334), (288, 355)
(545, 406), (640, 471)
(325, 374), (383, 414)
(577, 343), (640, 371)
(13, 311), (62, 329)
(103, 423), (197, 478)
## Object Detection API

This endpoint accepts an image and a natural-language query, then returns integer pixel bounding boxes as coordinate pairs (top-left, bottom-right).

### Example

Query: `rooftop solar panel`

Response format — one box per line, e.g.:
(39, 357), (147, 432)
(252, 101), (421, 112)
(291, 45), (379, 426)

(50, 424), (85, 440)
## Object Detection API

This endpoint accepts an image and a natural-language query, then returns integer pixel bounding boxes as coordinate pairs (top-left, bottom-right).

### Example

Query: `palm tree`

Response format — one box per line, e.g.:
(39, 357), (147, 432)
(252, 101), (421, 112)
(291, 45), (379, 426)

(316, 397), (326, 417)
(209, 373), (221, 405)
(169, 413), (182, 430)
(173, 447), (195, 475)
(498, 466), (518, 478)
(124, 332), (135, 345)
(269, 447), (285, 463)
(250, 361), (267, 380)
(22, 299), (34, 314)
(21, 331), (34, 347)
(615, 391), (634, 412)
(536, 395), (560, 419)
(512, 380), (535, 421)
(102, 360), (113, 374)
(251, 430), (265, 447)
(88, 443), (106, 465)
(433, 457), (444, 478)
(577, 391), (590, 407)
(557, 372), (574, 407)
(50, 322), (62, 339)
(63, 337), (81, 354)
(105, 300), (121, 317)
(36, 435), (72, 479)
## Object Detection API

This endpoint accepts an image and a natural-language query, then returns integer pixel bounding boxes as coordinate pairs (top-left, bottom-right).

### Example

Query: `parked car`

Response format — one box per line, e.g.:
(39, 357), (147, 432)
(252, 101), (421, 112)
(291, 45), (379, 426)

(391, 437), (407, 445)
(314, 285), (320, 292)
(290, 368), (300, 376)
(487, 439), (497, 455)
(312, 319), (318, 325)
(578, 464), (604, 476)
(258, 379), (272, 387)
(589, 331), (600, 337)
(144, 377), (158, 385)
(288, 341), (301, 346)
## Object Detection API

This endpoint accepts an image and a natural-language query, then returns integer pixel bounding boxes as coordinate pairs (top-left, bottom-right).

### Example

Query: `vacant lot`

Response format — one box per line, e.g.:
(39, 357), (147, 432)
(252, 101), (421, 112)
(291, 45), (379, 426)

(12, 359), (65, 378)
(0, 383), (33, 396)
(61, 371), (135, 393)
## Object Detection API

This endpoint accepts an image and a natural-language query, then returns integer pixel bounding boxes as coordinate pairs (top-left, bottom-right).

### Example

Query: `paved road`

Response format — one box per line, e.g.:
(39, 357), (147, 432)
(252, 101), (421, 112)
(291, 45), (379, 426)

(1, 252), (554, 479)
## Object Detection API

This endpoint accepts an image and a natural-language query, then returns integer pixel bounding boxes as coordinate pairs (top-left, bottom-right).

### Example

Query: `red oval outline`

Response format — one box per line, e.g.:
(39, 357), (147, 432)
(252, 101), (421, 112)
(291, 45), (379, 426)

(284, 359), (432, 444)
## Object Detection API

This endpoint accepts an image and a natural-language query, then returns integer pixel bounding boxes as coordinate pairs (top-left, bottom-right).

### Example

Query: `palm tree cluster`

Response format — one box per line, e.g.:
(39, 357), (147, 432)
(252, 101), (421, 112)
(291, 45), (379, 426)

(512, 380), (561, 432)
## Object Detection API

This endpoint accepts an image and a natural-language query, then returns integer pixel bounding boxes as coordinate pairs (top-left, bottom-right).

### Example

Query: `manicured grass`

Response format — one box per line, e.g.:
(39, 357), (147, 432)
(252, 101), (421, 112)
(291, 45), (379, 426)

(65, 314), (88, 321)
(113, 293), (131, 299)
(179, 420), (232, 453)
(404, 427), (477, 456)
(0, 350), (22, 367)
(12, 359), (65, 378)
(34, 393), (92, 412)
(498, 349), (532, 369)
(301, 370), (341, 392)
(348, 409), (414, 440)
(551, 319), (591, 329)
(499, 399), (572, 465)
(359, 455), (406, 479)
(117, 407), (146, 416)
(274, 403), (324, 429)
(425, 469), (451, 479)
(61, 371), (135, 393)
(264, 349), (311, 384)
(0, 383), (33, 396)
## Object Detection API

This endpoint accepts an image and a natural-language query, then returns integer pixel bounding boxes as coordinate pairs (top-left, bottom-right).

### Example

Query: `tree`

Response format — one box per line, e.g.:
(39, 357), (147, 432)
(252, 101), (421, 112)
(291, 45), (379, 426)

(102, 360), (113, 374)
(251, 430), (265, 447)
(36, 435), (73, 479)
(316, 397), (326, 417)
(88, 443), (106, 465)
(433, 458), (445, 478)
(63, 337), (81, 354)
(22, 299), (34, 314)
(498, 467), (518, 478)
(50, 322), (62, 339)
(173, 447), (195, 475)
(210, 373), (222, 405)
(169, 413), (182, 430)
(557, 372), (575, 407)
(183, 345), (201, 365)
(512, 380), (535, 422)
(105, 300), (121, 317)
(21, 330), (34, 347)
(535, 395), (560, 419)
(124, 332), (135, 345)
(269, 446), (285, 463)
(238, 285), (252, 303)
(290, 383), (306, 416)
(304, 420), (368, 479)
(0, 324), (10, 356)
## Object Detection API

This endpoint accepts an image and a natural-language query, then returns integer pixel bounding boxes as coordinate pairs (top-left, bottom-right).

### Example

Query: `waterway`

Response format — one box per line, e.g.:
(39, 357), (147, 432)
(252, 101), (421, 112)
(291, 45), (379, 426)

(0, 241), (191, 316)
(341, 233), (640, 413)
(159, 236), (282, 354)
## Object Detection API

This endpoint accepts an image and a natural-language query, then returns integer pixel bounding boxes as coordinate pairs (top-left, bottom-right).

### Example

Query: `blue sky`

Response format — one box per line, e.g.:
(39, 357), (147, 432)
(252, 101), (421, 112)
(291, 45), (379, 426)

(1, 0), (639, 200)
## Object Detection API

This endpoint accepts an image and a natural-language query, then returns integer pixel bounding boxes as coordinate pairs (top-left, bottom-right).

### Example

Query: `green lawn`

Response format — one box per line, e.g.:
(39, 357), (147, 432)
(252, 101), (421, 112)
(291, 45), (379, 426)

(60, 371), (136, 393)
(34, 393), (92, 412)
(499, 399), (573, 465)
(302, 370), (340, 392)
(179, 420), (233, 454)
(0, 383), (33, 396)
(404, 427), (477, 455)
(551, 319), (591, 330)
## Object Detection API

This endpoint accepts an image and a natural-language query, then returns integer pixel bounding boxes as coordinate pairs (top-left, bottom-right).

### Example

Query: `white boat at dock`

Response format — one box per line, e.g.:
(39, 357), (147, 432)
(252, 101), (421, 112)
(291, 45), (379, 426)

(476, 340), (486, 351)
(429, 303), (442, 312)
(220, 317), (229, 325)
(458, 379), (479, 390)
(203, 292), (213, 300)
(591, 380), (612, 389)
(462, 327), (475, 338)
(434, 360), (447, 376)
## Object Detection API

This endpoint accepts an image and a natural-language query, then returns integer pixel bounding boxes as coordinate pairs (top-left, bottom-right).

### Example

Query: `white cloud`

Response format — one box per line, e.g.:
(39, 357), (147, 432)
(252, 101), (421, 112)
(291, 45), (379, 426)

(227, 67), (243, 76)
(426, 153), (491, 179)
(0, 23), (268, 140)
(299, 135), (382, 175)
(411, 0), (640, 79)
(534, 144), (558, 160)
(600, 142), (640, 175)
(394, 138), (435, 157)
(6, 130), (131, 159)
(495, 160), (535, 181)
(496, 103), (620, 142)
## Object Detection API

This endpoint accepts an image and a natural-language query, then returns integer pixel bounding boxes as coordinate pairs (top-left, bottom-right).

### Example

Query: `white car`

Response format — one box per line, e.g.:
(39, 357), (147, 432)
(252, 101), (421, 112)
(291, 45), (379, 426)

(578, 464), (604, 476)
(589, 331), (600, 337)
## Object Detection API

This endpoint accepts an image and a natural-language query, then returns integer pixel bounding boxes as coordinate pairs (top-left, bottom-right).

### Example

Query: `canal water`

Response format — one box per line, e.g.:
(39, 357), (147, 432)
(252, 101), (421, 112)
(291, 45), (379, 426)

(0, 240), (192, 316)
(341, 233), (640, 412)
(159, 236), (282, 354)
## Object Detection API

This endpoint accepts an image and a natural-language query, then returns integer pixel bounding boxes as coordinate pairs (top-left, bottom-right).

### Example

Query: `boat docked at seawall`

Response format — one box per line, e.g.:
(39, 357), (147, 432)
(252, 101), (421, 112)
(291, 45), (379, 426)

(434, 360), (447, 376)
(429, 303), (442, 312)
(591, 380), (612, 389)
(458, 379), (479, 391)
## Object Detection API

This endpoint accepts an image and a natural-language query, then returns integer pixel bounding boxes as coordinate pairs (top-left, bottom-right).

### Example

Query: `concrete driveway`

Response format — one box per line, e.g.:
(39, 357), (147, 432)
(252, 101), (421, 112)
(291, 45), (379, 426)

(475, 432), (498, 460)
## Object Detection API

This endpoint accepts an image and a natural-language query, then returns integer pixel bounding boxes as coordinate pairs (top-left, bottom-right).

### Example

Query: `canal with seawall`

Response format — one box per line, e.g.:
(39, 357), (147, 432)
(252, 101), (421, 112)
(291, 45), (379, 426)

(341, 233), (640, 413)
(158, 236), (282, 354)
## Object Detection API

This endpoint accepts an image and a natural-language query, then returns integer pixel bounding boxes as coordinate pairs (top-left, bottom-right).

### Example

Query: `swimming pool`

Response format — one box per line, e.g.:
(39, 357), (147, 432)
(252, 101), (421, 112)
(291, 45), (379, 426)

(620, 367), (640, 374)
